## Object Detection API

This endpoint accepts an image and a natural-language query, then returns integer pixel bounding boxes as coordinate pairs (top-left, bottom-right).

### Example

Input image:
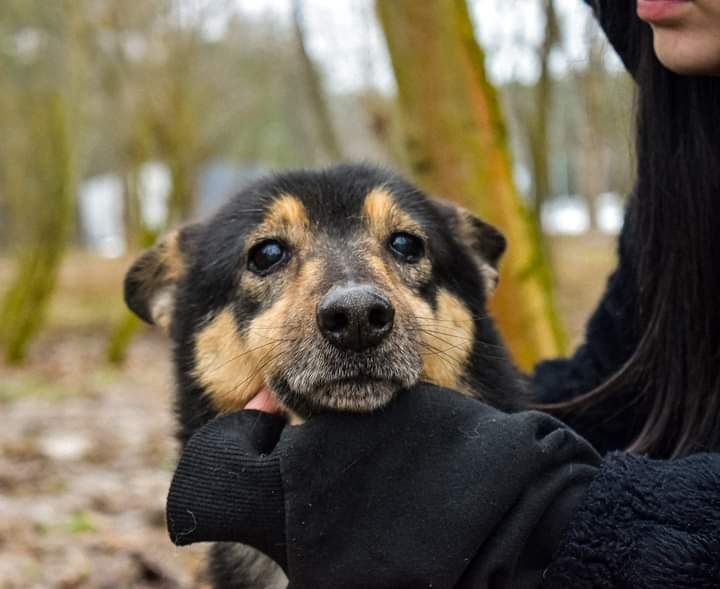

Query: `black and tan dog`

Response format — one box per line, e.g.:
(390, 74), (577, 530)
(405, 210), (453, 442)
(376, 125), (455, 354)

(124, 163), (525, 587)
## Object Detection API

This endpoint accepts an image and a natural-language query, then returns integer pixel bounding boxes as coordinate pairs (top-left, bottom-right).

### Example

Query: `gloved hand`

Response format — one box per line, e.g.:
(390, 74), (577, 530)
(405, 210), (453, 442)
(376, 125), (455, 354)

(166, 409), (288, 566)
(167, 384), (600, 588)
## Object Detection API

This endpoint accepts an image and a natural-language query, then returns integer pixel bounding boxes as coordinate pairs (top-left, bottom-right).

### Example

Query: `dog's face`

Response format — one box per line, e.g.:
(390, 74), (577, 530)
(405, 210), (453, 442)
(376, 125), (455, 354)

(125, 165), (508, 417)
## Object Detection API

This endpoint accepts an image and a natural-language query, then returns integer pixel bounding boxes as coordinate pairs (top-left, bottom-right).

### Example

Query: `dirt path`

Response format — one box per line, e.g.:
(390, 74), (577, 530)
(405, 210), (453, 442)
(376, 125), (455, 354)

(0, 332), (208, 589)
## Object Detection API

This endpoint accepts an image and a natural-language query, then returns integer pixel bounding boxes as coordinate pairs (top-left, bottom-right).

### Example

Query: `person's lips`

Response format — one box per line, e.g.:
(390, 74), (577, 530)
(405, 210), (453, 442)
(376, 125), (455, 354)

(637, 0), (693, 23)
(245, 388), (282, 414)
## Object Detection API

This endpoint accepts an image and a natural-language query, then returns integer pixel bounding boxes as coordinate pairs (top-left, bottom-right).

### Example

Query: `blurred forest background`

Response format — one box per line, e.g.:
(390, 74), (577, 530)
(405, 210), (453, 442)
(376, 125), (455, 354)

(0, 0), (633, 587)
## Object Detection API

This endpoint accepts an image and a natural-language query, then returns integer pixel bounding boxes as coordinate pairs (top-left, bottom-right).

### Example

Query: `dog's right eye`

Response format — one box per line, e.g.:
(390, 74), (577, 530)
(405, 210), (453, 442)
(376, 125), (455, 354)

(388, 232), (424, 263)
(248, 239), (289, 275)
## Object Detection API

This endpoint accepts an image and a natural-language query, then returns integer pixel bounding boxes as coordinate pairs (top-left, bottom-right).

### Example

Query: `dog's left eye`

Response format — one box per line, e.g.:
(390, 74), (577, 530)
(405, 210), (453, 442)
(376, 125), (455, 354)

(248, 239), (289, 274)
(388, 232), (424, 263)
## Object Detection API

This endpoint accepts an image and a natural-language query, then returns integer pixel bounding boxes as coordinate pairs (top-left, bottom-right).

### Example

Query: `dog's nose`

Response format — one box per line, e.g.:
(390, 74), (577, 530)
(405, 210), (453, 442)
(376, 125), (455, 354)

(317, 284), (395, 351)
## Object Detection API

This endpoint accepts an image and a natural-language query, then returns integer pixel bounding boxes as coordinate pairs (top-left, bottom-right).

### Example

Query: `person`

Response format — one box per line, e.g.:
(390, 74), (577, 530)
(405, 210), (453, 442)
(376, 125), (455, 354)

(164, 1), (720, 587)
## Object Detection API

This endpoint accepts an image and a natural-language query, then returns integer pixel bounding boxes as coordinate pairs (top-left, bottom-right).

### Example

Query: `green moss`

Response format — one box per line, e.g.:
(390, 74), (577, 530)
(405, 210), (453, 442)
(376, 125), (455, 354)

(106, 312), (142, 365)
(0, 93), (76, 364)
(65, 511), (96, 535)
(0, 375), (73, 403)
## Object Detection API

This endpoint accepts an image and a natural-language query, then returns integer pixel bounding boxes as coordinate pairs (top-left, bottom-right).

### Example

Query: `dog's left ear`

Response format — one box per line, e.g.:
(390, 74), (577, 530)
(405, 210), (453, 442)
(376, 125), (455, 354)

(124, 224), (200, 332)
(432, 200), (506, 294)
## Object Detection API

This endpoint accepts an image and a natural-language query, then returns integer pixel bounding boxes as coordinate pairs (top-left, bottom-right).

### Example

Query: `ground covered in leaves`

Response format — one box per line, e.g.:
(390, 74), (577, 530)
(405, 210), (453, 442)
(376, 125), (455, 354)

(0, 331), (208, 588)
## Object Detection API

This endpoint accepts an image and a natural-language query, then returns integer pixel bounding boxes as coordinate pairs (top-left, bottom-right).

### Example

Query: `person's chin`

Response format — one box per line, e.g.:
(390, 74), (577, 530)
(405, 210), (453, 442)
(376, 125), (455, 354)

(652, 29), (720, 76)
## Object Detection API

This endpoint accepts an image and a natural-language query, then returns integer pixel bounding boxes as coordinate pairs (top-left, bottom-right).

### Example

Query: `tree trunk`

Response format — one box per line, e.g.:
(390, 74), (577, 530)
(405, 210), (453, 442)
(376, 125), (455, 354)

(106, 103), (156, 365)
(576, 32), (610, 234)
(292, 0), (343, 163)
(376, 0), (566, 369)
(0, 93), (75, 364)
(529, 0), (559, 222)
(107, 22), (205, 363)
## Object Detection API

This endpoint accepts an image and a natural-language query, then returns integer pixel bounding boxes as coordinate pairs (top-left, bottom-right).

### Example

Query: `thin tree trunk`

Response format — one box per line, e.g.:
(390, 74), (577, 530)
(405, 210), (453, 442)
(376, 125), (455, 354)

(106, 163), (154, 366)
(529, 0), (559, 222)
(0, 93), (75, 364)
(576, 33), (609, 233)
(108, 25), (203, 363)
(292, 0), (343, 163)
(376, 0), (566, 369)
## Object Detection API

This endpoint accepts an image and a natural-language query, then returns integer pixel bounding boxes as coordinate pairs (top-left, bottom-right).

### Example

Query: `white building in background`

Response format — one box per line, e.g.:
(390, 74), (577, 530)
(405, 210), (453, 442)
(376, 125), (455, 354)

(140, 162), (173, 232)
(78, 173), (126, 257)
(78, 162), (170, 258)
(595, 192), (624, 234)
(541, 192), (624, 235)
(77, 161), (265, 257)
(78, 160), (623, 259)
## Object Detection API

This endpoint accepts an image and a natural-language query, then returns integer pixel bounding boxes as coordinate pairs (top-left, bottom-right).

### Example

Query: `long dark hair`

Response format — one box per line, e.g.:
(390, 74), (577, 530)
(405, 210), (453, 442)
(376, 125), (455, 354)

(550, 14), (720, 458)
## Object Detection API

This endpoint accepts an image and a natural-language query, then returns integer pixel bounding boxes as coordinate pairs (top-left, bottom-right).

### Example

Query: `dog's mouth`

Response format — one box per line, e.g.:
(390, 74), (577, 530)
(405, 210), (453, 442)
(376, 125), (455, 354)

(254, 321), (424, 416)
(268, 367), (419, 417)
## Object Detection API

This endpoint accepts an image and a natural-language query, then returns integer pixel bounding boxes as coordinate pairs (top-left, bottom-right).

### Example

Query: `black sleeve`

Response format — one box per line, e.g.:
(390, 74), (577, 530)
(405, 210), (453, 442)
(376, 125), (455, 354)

(584, 0), (640, 75)
(544, 451), (720, 588)
(167, 385), (602, 588)
(166, 389), (720, 588)
(531, 205), (641, 452)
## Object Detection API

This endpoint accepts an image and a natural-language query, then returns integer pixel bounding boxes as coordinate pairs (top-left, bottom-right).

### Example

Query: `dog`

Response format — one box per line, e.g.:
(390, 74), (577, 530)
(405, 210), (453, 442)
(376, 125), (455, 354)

(124, 163), (525, 587)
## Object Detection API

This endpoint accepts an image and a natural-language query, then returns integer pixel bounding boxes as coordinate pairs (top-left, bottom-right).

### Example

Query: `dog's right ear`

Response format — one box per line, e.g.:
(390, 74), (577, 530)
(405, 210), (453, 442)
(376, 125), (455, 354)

(124, 224), (200, 331)
(431, 199), (506, 294)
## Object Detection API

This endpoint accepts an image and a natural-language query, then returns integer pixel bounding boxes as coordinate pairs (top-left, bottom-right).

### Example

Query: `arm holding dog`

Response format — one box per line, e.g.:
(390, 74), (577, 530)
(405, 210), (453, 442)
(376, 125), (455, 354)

(167, 384), (720, 588)
(167, 384), (600, 588)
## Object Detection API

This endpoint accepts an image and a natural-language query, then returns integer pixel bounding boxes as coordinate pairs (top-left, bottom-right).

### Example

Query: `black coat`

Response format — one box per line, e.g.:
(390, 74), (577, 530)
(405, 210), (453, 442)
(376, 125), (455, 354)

(532, 213), (720, 583)
(533, 1), (720, 585)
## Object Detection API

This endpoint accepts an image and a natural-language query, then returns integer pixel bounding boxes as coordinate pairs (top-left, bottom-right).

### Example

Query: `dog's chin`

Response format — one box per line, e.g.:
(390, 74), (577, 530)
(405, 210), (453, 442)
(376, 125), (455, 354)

(270, 375), (413, 416)
(314, 378), (403, 412)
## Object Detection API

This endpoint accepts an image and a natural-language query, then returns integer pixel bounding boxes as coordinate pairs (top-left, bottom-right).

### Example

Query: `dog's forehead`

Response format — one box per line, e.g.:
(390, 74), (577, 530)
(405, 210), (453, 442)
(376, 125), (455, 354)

(239, 170), (432, 237)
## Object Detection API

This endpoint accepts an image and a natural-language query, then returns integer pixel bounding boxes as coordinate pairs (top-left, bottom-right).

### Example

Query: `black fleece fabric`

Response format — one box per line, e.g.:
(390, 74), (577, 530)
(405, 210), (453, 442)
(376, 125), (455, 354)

(544, 452), (720, 588)
(167, 385), (720, 588)
(168, 385), (601, 588)
(166, 411), (287, 566)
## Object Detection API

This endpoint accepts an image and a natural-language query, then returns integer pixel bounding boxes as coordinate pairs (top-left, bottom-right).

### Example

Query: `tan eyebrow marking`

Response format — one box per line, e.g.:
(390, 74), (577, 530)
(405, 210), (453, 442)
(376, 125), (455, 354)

(265, 194), (310, 230)
(363, 187), (425, 240)
(246, 193), (312, 252)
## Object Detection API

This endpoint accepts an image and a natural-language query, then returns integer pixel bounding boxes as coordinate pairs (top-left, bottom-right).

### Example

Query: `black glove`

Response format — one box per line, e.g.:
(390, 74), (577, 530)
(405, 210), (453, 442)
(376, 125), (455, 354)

(167, 384), (600, 588)
(166, 409), (288, 566)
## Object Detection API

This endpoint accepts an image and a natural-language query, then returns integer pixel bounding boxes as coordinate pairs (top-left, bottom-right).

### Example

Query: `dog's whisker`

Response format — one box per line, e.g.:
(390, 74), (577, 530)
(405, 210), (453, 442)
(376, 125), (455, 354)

(418, 340), (465, 368)
(408, 327), (471, 340)
(229, 349), (290, 396)
(202, 341), (284, 374)
(414, 315), (489, 323)
(419, 348), (465, 377)
(415, 330), (470, 353)
(201, 337), (304, 374)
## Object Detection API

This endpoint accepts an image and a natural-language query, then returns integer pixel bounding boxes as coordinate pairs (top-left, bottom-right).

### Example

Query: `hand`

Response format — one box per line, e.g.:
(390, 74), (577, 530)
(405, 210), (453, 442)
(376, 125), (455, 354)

(167, 384), (600, 588)
(166, 409), (288, 567)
